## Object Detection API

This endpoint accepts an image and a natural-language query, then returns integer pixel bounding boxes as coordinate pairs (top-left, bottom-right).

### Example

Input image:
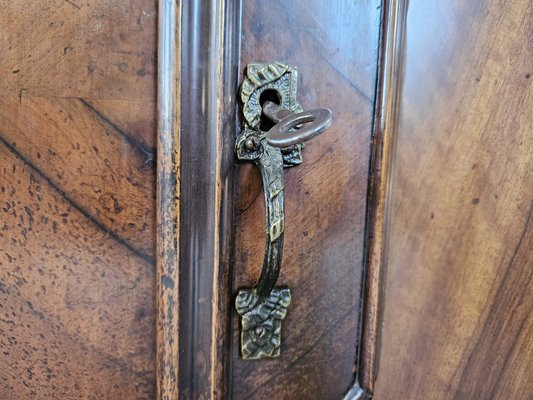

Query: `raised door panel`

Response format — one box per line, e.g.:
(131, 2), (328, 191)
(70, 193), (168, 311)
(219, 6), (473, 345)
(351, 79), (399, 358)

(231, 1), (382, 398)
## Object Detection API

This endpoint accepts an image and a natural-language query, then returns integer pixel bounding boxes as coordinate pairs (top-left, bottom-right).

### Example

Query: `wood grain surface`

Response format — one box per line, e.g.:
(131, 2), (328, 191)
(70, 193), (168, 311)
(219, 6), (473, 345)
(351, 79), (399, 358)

(231, 1), (382, 398)
(156, 1), (180, 399)
(0, 1), (157, 398)
(374, 0), (533, 399)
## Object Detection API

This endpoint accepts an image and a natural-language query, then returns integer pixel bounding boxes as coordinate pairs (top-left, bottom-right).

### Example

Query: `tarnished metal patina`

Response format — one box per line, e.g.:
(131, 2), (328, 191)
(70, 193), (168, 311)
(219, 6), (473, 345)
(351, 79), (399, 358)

(235, 62), (332, 359)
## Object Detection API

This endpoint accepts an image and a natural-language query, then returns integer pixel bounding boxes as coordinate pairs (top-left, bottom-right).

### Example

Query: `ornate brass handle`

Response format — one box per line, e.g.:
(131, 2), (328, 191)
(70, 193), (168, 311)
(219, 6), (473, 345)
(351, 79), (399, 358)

(235, 62), (333, 359)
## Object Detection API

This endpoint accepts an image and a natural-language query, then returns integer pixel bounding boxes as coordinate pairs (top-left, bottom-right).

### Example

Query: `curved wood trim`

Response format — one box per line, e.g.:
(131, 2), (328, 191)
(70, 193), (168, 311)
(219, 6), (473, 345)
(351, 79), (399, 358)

(157, 0), (242, 399)
(344, 383), (372, 400)
(350, 0), (408, 397)
(157, 0), (181, 398)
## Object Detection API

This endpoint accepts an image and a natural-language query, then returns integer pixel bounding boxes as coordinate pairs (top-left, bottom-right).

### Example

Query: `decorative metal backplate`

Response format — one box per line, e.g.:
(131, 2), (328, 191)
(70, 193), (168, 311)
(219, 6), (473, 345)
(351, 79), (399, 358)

(236, 62), (305, 168)
(235, 288), (291, 359)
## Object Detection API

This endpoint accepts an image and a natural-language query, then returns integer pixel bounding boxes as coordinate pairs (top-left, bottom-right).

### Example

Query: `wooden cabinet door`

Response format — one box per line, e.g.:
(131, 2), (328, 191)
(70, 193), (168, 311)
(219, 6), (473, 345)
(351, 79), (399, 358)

(159, 0), (531, 398)
(3, 0), (530, 399)
(157, 1), (388, 399)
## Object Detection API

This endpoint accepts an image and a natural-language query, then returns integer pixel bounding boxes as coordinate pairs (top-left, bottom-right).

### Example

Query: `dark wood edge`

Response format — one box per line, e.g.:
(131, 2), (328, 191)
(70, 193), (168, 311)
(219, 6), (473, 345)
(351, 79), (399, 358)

(211, 2), (242, 398)
(157, 1), (242, 399)
(347, 0), (408, 398)
(157, 0), (181, 398)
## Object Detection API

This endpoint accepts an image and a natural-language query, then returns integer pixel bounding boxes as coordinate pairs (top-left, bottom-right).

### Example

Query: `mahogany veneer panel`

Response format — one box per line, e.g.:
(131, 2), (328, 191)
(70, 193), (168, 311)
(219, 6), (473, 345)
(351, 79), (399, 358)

(374, 0), (533, 398)
(0, 1), (157, 398)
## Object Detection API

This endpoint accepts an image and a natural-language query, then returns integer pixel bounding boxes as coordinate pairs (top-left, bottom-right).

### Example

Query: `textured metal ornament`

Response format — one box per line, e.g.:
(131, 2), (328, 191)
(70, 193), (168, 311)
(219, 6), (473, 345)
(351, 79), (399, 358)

(235, 288), (291, 359)
(235, 62), (332, 359)
(236, 62), (305, 168)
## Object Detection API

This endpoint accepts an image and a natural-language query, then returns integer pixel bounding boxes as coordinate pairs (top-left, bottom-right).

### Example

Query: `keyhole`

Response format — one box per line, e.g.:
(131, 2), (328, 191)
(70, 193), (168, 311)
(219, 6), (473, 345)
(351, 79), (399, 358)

(259, 89), (282, 131)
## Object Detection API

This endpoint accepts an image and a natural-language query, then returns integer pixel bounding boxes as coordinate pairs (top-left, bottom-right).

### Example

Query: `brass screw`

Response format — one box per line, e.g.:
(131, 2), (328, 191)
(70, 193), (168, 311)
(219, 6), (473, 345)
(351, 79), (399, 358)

(254, 326), (266, 338)
(244, 136), (259, 151)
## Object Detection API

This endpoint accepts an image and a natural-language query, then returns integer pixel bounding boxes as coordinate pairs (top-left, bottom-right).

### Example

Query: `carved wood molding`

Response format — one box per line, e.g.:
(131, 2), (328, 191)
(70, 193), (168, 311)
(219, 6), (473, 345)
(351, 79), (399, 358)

(157, 0), (242, 398)
(156, 0), (180, 398)
(351, 0), (408, 397)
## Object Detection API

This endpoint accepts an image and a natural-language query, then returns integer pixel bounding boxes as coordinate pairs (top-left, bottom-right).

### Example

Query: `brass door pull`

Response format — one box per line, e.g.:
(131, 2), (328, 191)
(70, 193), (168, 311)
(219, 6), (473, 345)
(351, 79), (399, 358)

(235, 62), (332, 359)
